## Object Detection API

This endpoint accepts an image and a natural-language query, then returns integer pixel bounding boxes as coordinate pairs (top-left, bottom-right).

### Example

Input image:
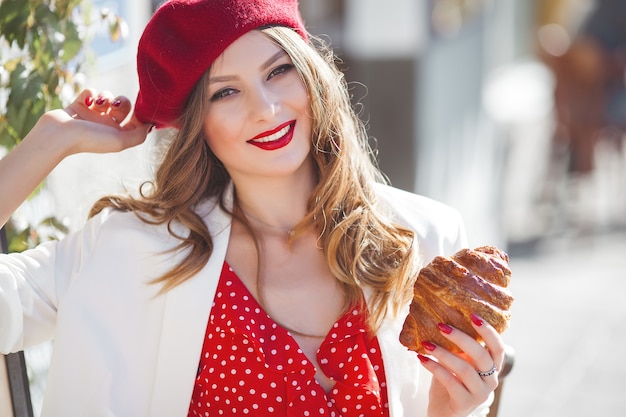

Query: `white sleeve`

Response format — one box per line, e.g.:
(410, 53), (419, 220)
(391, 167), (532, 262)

(0, 240), (60, 353)
(0, 212), (107, 353)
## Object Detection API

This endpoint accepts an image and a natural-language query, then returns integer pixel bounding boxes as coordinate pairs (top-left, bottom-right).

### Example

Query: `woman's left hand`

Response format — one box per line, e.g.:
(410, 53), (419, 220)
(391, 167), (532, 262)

(418, 314), (505, 417)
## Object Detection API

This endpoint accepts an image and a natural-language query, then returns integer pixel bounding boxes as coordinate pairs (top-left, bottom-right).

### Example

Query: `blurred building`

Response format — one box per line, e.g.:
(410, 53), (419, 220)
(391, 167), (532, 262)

(299, 0), (541, 248)
(298, 0), (624, 249)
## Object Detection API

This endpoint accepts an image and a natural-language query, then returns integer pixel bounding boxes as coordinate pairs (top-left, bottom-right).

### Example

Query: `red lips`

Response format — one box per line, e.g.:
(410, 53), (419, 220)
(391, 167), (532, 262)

(247, 120), (295, 151)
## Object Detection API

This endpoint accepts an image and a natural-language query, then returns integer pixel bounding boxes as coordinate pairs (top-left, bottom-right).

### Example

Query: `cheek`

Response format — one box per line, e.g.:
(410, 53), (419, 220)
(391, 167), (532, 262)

(202, 134), (229, 168)
(202, 122), (226, 162)
(293, 82), (311, 111)
(202, 117), (247, 170)
(203, 112), (233, 148)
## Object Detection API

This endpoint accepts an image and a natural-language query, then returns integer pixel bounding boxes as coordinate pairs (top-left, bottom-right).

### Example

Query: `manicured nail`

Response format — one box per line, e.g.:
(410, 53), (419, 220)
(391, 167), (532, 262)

(85, 96), (94, 106)
(111, 99), (121, 107)
(471, 313), (484, 327)
(417, 354), (430, 364)
(95, 96), (106, 105)
(421, 341), (437, 352)
(437, 323), (453, 334)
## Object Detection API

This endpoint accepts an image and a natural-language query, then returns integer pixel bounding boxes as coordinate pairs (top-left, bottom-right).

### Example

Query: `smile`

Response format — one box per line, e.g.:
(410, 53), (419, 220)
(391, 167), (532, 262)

(248, 120), (295, 150)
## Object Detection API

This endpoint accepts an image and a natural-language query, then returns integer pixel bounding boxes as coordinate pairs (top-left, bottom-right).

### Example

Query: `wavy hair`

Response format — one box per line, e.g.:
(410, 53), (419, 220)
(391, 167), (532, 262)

(90, 26), (418, 332)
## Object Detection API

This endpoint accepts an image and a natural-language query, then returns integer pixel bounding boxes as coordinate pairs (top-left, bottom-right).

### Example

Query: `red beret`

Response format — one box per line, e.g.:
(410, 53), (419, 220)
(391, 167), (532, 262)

(134, 0), (307, 128)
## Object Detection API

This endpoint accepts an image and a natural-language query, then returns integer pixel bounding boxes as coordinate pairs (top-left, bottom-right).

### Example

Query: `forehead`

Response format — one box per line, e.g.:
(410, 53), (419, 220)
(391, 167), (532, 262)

(210, 30), (285, 75)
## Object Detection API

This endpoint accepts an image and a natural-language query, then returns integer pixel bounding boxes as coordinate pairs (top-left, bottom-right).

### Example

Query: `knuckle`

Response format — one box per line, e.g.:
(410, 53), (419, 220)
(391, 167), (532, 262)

(459, 365), (478, 381)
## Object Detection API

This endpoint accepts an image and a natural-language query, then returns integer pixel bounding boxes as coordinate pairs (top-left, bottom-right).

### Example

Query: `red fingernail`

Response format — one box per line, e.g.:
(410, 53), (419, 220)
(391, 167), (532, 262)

(471, 313), (484, 327)
(421, 341), (436, 352)
(85, 96), (94, 106)
(417, 354), (430, 363)
(437, 323), (453, 334)
(111, 99), (121, 107)
(95, 97), (105, 105)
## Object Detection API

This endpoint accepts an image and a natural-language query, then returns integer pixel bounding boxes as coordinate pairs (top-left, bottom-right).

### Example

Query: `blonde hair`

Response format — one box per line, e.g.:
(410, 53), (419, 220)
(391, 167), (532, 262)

(90, 26), (418, 332)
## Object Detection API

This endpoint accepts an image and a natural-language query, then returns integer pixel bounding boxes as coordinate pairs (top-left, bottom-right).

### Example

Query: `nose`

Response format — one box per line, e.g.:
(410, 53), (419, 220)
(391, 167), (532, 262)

(248, 84), (280, 121)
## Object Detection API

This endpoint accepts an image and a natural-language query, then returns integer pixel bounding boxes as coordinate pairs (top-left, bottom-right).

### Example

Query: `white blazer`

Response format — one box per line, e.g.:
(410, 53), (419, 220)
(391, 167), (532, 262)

(0, 184), (489, 417)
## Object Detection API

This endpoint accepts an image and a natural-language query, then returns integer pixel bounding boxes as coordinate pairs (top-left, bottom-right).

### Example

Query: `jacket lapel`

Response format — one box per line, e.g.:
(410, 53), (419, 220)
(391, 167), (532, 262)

(377, 304), (428, 417)
(148, 198), (232, 416)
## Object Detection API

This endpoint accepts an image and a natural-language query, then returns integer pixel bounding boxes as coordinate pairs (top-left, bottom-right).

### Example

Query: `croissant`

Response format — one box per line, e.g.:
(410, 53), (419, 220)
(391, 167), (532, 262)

(399, 245), (513, 354)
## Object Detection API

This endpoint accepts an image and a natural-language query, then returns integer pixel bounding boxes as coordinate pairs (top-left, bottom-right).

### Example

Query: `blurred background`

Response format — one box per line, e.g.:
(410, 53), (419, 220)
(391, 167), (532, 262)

(2, 0), (626, 416)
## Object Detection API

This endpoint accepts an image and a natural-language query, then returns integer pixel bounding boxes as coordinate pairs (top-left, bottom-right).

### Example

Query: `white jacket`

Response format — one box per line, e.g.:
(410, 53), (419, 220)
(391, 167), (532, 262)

(0, 184), (486, 417)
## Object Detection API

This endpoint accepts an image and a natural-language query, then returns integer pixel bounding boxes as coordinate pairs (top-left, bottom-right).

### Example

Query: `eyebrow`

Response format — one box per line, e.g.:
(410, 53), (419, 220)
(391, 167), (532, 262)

(208, 50), (288, 84)
(261, 50), (287, 70)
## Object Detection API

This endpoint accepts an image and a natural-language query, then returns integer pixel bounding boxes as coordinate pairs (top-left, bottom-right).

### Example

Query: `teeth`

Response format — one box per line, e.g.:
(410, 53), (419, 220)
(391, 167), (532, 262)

(252, 124), (290, 143)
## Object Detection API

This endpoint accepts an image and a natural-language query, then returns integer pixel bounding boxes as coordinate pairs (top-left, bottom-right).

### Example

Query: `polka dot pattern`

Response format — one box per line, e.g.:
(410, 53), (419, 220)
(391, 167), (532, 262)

(187, 262), (389, 416)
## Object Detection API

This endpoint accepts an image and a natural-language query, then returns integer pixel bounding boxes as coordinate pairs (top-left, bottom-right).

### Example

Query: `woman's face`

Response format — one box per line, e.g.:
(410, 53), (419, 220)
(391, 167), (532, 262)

(203, 30), (313, 184)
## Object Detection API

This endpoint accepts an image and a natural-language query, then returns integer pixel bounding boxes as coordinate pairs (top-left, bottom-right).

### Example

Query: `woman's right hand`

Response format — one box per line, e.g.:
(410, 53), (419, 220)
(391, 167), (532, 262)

(45, 88), (152, 155)
(0, 88), (152, 228)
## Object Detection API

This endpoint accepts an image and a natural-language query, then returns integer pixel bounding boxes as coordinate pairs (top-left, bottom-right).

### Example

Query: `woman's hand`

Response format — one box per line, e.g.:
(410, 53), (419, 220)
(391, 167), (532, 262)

(0, 88), (152, 228)
(417, 314), (505, 417)
(46, 88), (152, 155)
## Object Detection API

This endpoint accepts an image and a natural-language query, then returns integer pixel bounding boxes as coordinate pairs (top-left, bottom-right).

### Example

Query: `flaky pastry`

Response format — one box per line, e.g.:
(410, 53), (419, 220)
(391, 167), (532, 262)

(399, 246), (513, 354)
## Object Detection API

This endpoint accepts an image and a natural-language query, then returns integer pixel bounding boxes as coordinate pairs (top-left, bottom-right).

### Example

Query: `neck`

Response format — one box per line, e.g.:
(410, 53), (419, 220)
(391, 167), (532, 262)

(278, 322), (327, 339)
(232, 167), (317, 234)
(239, 205), (296, 236)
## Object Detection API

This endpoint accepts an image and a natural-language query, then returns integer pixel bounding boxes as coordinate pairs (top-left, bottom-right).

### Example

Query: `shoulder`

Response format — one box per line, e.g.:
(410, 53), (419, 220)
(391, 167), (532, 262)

(89, 194), (230, 240)
(374, 183), (461, 221)
(53, 209), (177, 276)
(77, 197), (231, 261)
(87, 208), (169, 242)
(373, 183), (468, 262)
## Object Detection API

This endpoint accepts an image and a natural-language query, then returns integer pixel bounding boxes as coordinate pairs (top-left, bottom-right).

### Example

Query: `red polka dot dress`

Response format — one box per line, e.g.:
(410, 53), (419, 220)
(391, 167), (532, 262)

(187, 262), (390, 416)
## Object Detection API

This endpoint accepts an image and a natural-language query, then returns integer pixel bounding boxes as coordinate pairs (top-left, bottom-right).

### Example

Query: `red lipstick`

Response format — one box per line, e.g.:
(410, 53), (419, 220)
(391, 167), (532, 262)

(247, 120), (295, 151)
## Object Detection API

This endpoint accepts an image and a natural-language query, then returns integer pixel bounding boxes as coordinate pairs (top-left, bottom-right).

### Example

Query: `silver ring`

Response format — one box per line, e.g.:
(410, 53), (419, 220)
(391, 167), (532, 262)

(477, 363), (497, 377)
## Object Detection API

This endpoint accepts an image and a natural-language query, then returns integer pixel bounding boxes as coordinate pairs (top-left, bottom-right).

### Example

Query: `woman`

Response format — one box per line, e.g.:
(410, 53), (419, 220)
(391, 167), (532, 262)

(0, 0), (505, 416)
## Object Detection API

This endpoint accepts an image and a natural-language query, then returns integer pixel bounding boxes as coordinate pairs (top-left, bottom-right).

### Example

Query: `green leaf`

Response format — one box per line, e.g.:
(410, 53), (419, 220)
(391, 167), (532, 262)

(50, 94), (63, 109)
(39, 216), (69, 236)
(33, 3), (54, 23)
(0, 125), (15, 149)
(0, 0), (31, 48)
(6, 62), (28, 102)
(5, 221), (32, 253)
(8, 68), (44, 117)
(23, 97), (45, 135)
(5, 101), (29, 140)
(54, 0), (78, 20)
(45, 67), (60, 95)
(0, 120), (20, 148)
(61, 23), (82, 62)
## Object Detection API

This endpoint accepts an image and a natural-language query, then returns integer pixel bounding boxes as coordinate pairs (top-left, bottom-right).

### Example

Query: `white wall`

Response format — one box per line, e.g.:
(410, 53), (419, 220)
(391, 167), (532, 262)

(415, 0), (540, 248)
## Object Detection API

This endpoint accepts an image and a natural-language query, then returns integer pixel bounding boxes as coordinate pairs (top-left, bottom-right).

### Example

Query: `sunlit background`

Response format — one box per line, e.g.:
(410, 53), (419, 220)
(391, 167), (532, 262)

(3, 0), (626, 416)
